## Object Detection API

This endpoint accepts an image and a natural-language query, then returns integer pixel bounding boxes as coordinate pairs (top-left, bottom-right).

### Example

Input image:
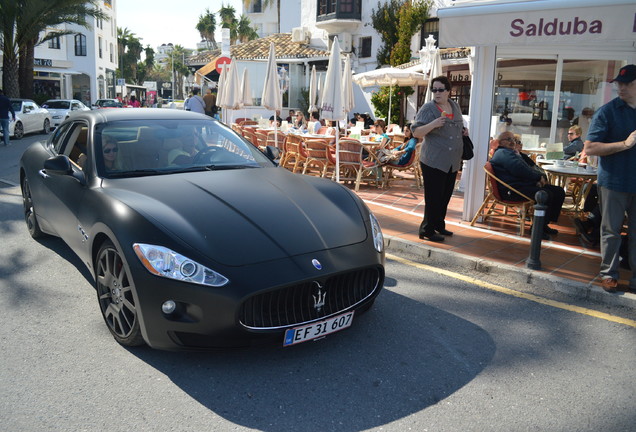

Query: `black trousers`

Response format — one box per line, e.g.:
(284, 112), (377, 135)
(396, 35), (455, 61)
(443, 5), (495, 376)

(420, 163), (457, 235)
(513, 184), (566, 223)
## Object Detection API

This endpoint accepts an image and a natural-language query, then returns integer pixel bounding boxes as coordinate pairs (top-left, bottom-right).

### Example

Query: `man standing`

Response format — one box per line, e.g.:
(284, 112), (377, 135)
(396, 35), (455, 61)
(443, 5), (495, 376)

(0, 89), (16, 147)
(584, 64), (636, 293)
(203, 88), (217, 117)
(187, 88), (206, 114)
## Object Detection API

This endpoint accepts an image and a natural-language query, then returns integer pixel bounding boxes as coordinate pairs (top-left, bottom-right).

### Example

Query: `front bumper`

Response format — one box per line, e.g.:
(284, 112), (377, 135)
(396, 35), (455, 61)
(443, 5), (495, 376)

(128, 241), (384, 350)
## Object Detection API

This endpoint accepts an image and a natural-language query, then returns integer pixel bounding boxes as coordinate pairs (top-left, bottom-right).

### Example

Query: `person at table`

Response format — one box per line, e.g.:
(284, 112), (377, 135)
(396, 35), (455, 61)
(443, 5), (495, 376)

(513, 134), (545, 175)
(269, 112), (283, 127)
(286, 109), (295, 123)
(293, 112), (307, 130)
(372, 120), (394, 163)
(563, 125), (584, 159)
(308, 112), (321, 133)
(583, 64), (636, 293)
(387, 124), (418, 167)
(490, 131), (565, 239)
(412, 75), (467, 242)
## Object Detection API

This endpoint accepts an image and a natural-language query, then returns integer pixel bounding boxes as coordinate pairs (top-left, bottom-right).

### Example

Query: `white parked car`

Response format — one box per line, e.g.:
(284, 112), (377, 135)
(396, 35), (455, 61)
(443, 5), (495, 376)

(3, 99), (52, 139)
(42, 99), (90, 128)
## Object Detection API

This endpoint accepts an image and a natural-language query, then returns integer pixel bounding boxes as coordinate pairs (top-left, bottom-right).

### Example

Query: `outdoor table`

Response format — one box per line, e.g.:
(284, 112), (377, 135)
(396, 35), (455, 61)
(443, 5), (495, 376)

(544, 164), (597, 215)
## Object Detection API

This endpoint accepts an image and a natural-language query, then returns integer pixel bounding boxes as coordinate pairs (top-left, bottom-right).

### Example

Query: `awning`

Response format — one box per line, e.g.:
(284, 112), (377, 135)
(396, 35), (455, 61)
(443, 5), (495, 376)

(438, 0), (636, 47)
(195, 58), (221, 85)
(34, 67), (83, 75)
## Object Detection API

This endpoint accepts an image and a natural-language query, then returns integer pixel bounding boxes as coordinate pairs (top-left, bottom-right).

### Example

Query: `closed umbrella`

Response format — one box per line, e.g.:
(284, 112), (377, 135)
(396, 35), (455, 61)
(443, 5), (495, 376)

(223, 58), (242, 112)
(261, 42), (282, 148)
(308, 65), (318, 113)
(424, 48), (442, 103)
(321, 37), (344, 182)
(216, 62), (227, 122)
(240, 67), (253, 120)
(341, 55), (354, 131)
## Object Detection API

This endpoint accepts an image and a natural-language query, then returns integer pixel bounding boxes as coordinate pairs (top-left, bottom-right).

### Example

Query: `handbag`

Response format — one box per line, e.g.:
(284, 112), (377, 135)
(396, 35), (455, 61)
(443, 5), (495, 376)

(462, 135), (474, 160)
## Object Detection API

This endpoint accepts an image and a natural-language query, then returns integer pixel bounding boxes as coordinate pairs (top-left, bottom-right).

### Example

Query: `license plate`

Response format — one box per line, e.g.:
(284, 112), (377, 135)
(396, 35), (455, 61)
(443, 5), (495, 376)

(283, 312), (354, 346)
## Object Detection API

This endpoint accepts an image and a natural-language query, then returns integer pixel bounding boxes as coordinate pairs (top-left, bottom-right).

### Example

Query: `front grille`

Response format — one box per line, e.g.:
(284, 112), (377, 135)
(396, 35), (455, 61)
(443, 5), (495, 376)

(239, 267), (383, 329)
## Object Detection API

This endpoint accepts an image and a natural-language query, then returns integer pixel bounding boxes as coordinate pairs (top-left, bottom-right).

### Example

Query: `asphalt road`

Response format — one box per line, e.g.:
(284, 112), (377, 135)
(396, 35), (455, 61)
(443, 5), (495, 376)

(1, 134), (635, 431)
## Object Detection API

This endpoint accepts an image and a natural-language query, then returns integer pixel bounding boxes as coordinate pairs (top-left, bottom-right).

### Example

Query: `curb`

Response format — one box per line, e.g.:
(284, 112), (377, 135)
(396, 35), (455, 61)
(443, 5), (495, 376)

(384, 235), (636, 311)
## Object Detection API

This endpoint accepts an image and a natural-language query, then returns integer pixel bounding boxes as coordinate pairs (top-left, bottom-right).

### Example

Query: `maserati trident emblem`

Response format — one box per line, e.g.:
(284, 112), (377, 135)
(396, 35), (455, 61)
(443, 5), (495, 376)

(312, 259), (322, 270)
(312, 281), (327, 312)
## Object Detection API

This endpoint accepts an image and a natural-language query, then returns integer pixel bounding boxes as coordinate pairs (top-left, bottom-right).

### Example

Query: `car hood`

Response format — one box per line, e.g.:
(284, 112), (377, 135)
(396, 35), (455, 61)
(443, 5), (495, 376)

(102, 168), (368, 266)
(46, 108), (69, 115)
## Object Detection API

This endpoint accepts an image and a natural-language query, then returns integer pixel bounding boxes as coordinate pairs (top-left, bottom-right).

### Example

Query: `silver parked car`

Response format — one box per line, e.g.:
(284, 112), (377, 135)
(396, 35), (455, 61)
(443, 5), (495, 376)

(3, 99), (52, 139)
(42, 99), (91, 128)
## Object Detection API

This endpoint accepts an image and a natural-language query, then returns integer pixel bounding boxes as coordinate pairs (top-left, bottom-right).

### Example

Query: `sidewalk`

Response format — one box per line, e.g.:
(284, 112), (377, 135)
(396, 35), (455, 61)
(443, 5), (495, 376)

(352, 175), (636, 309)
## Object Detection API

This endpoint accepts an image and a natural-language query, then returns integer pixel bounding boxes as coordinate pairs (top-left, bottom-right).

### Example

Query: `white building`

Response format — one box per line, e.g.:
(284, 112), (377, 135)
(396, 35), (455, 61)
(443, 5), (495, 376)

(33, 0), (118, 105)
(245, 0), (302, 37)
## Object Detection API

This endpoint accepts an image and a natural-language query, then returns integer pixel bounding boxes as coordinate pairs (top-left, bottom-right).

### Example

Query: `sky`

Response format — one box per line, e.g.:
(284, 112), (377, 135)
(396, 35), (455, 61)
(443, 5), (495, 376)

(116, 0), (245, 50)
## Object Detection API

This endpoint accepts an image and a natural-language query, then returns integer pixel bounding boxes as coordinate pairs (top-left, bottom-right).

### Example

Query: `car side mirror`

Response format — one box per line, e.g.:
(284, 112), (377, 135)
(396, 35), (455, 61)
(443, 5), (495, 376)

(44, 155), (73, 175)
(24, 107), (32, 113)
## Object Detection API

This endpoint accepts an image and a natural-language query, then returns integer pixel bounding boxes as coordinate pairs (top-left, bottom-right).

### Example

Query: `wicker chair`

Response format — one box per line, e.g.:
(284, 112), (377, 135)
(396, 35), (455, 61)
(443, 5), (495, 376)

(333, 138), (382, 191)
(470, 162), (535, 236)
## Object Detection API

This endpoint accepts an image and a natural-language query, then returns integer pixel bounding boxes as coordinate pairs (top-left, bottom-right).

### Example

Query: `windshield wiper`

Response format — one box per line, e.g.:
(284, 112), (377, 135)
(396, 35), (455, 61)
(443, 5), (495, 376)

(203, 164), (259, 170)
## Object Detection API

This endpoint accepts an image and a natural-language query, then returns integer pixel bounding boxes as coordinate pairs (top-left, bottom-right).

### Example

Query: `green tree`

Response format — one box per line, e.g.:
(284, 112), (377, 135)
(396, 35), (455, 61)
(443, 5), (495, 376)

(219, 4), (238, 44)
(168, 45), (191, 99)
(370, 0), (404, 66)
(370, 85), (414, 125)
(0, 0), (106, 98)
(236, 14), (259, 43)
(196, 8), (217, 49)
(391, 1), (430, 65)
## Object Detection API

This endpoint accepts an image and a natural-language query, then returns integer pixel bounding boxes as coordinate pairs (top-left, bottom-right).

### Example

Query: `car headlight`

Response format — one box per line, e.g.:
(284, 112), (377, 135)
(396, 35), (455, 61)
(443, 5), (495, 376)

(52, 115), (62, 119)
(369, 212), (384, 253)
(133, 243), (229, 287)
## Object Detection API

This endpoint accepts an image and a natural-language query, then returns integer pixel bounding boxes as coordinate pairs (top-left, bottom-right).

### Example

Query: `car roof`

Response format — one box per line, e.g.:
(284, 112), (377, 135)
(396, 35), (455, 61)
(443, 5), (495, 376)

(68, 107), (211, 125)
(45, 99), (80, 102)
(10, 98), (34, 102)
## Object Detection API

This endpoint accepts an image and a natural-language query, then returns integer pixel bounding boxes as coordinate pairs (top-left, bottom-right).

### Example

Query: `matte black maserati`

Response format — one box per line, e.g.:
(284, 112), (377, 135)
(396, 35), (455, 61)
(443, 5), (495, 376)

(19, 109), (384, 350)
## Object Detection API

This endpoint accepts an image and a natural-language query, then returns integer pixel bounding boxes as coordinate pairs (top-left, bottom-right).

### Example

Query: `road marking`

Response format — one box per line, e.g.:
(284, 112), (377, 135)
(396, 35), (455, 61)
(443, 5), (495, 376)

(387, 253), (636, 328)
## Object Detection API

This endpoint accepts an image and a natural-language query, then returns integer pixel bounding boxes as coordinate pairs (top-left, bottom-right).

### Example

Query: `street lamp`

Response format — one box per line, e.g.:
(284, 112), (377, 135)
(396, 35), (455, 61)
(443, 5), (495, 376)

(419, 34), (437, 76)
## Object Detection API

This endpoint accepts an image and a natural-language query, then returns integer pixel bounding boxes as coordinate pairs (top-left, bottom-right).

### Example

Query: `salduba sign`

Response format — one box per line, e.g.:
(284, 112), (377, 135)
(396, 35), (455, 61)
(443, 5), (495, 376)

(439, 4), (635, 47)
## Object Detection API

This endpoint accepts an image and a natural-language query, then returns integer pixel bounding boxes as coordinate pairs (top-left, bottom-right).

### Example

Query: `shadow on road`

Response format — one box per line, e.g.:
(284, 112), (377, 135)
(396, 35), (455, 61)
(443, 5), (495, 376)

(127, 289), (495, 432)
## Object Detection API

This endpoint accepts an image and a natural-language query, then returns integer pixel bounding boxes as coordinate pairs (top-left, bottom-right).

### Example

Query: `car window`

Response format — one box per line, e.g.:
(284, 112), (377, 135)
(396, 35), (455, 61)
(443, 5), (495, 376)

(24, 102), (35, 111)
(50, 123), (72, 154)
(46, 101), (71, 109)
(11, 101), (22, 112)
(95, 119), (273, 178)
(63, 123), (90, 170)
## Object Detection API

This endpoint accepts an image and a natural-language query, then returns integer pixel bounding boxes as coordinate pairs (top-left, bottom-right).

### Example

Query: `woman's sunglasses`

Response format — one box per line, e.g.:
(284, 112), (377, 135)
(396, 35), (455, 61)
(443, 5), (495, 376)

(430, 88), (447, 93)
(103, 147), (119, 154)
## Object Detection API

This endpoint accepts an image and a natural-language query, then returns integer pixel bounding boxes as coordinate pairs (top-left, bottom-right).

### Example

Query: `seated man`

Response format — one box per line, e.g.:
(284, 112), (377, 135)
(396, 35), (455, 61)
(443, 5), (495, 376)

(563, 125), (584, 159)
(490, 131), (566, 239)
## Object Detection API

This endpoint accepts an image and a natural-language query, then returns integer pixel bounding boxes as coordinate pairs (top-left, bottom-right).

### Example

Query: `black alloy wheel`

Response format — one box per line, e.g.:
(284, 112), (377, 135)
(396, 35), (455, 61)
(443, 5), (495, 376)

(95, 240), (145, 346)
(21, 177), (45, 239)
(14, 121), (24, 139)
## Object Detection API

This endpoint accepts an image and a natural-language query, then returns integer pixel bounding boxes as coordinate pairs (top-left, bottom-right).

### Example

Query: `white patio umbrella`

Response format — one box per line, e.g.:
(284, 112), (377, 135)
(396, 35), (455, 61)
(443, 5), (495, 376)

(240, 67), (253, 120)
(321, 37), (345, 182)
(308, 65), (318, 113)
(424, 47), (442, 103)
(341, 55), (354, 132)
(216, 62), (228, 122)
(261, 42), (282, 149)
(223, 58), (242, 112)
(352, 67), (427, 123)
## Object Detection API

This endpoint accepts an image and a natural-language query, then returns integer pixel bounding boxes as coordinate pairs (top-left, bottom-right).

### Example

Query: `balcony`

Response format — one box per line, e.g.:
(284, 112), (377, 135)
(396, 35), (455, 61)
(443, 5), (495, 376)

(315, 0), (362, 34)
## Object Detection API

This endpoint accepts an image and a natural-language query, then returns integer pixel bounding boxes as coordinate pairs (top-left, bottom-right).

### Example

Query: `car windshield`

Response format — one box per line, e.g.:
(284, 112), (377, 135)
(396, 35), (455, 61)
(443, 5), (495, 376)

(11, 101), (22, 111)
(98, 100), (119, 107)
(44, 101), (70, 109)
(95, 119), (273, 178)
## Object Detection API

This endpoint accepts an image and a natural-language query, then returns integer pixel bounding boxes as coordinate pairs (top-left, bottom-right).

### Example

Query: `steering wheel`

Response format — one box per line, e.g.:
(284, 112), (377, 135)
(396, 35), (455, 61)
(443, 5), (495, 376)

(193, 147), (222, 165)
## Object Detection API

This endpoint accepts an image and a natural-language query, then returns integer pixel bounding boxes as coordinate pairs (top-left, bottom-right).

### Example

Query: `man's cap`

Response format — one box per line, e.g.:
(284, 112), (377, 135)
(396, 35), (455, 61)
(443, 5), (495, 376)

(610, 64), (636, 83)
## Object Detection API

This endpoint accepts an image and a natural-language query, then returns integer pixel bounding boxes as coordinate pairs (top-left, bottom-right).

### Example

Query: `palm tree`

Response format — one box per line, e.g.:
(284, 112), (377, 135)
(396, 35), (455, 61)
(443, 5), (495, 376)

(196, 8), (217, 50)
(219, 4), (238, 45)
(169, 45), (190, 99)
(1, 0), (106, 98)
(117, 27), (133, 82)
(236, 15), (259, 44)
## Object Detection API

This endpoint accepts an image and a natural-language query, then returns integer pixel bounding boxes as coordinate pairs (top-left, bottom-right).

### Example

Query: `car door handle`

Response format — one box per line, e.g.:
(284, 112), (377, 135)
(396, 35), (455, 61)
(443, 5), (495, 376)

(38, 169), (49, 179)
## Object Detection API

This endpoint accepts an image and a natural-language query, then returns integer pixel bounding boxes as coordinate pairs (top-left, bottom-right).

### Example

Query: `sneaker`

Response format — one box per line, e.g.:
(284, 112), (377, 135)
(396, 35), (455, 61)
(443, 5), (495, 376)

(601, 278), (618, 293)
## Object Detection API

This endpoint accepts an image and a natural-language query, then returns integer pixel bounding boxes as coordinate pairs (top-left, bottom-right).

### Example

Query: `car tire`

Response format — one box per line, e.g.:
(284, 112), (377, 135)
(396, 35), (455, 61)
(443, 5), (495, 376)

(21, 177), (45, 239)
(95, 240), (145, 347)
(43, 118), (50, 134)
(14, 121), (23, 139)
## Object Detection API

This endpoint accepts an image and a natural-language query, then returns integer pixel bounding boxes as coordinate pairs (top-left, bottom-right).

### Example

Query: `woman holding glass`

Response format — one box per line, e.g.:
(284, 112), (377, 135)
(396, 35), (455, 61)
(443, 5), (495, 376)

(412, 76), (468, 242)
